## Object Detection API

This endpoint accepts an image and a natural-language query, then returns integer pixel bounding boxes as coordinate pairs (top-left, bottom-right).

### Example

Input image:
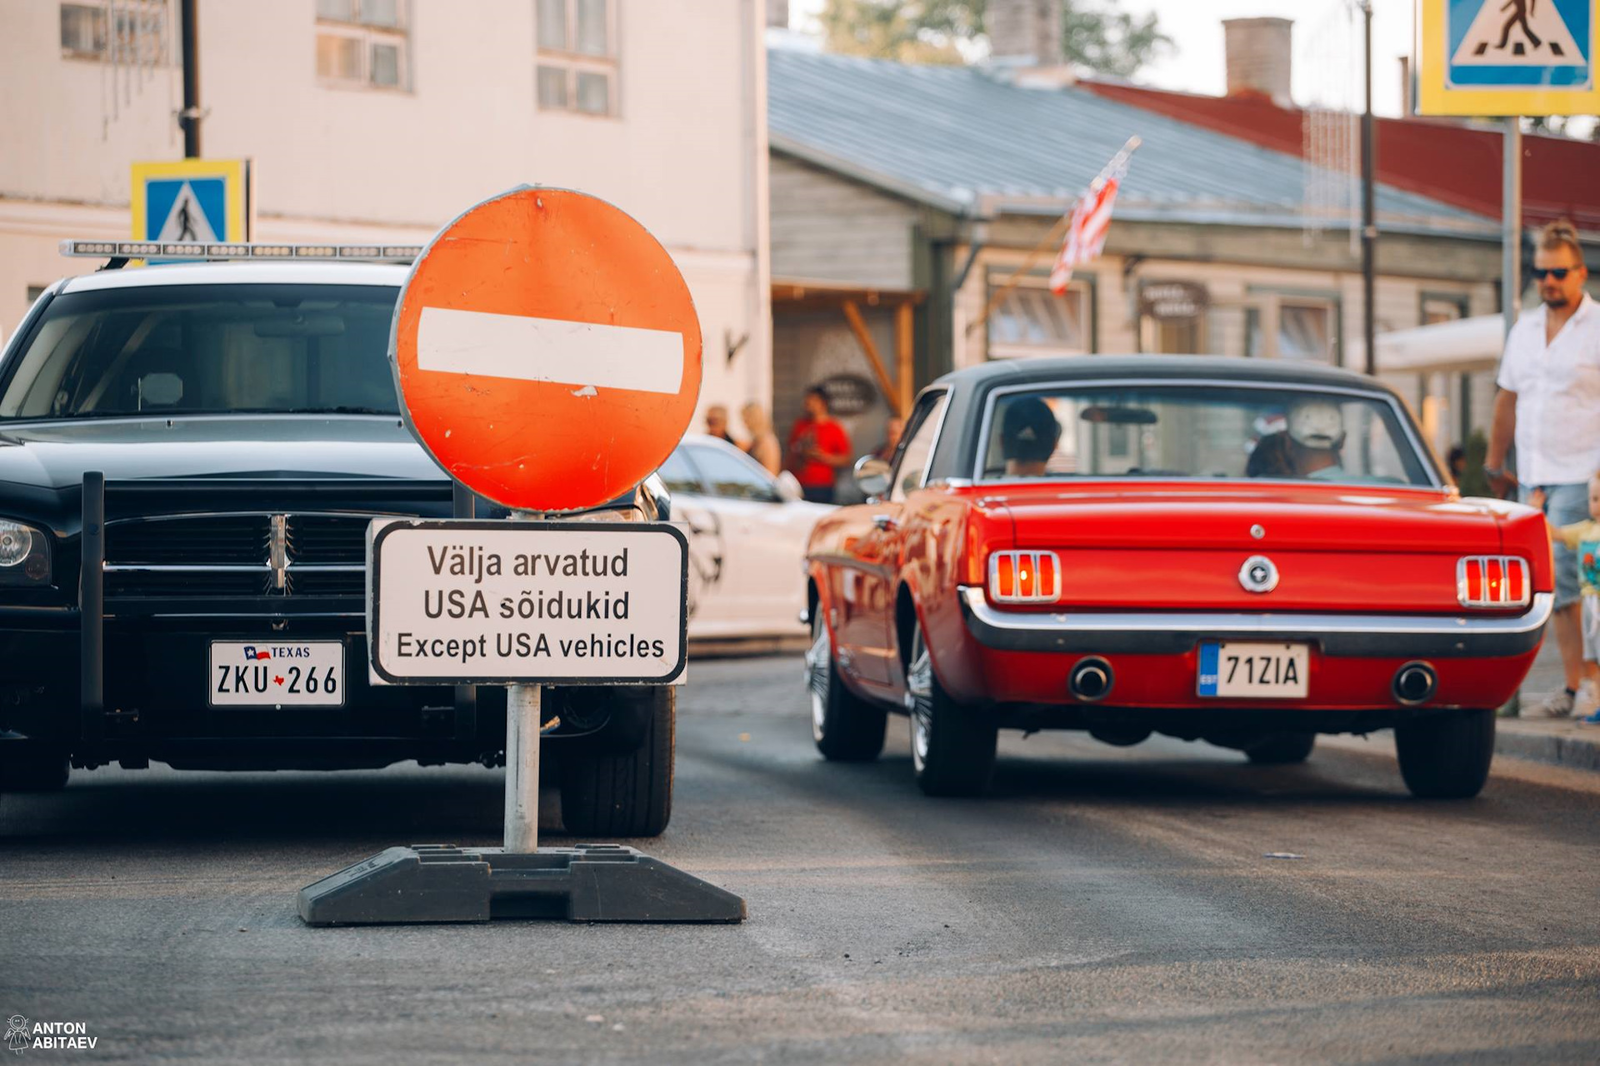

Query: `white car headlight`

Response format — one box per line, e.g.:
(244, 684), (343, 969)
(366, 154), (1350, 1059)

(0, 519), (50, 585)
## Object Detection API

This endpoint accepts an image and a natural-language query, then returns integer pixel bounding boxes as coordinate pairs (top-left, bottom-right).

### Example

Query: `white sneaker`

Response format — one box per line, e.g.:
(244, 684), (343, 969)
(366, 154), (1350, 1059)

(1574, 681), (1600, 720)
(1525, 689), (1576, 718)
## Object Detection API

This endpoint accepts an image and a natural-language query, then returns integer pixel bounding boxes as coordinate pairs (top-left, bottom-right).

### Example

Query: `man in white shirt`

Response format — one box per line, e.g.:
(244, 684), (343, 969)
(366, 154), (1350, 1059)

(1487, 219), (1600, 717)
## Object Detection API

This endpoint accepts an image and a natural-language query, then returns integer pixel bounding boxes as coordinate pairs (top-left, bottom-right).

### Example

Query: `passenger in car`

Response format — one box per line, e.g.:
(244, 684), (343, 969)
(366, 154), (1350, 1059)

(1287, 399), (1347, 480)
(999, 396), (1062, 478)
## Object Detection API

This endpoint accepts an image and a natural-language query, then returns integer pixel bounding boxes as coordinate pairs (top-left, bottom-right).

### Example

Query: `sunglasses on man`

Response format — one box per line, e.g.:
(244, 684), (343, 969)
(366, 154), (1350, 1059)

(1531, 267), (1581, 280)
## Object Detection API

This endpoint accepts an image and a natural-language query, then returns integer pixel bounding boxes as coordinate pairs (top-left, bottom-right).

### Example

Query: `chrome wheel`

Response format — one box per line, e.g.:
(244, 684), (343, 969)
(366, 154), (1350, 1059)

(906, 625), (933, 771)
(806, 611), (830, 743)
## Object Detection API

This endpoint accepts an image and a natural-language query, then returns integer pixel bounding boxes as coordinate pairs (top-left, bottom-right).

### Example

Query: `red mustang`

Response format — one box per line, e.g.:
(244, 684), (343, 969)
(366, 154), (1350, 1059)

(803, 357), (1549, 799)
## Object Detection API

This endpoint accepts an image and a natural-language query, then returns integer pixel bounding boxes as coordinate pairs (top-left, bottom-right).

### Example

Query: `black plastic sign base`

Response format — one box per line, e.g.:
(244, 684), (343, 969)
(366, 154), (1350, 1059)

(298, 844), (745, 925)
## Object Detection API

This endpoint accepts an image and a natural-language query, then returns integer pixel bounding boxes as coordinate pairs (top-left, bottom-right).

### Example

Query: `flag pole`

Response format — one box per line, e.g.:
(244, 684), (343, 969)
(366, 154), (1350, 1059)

(964, 136), (1141, 338)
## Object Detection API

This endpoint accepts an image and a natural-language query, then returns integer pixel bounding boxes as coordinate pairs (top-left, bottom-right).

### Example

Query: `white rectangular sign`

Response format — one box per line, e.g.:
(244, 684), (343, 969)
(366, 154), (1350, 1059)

(417, 306), (684, 395)
(368, 520), (688, 685)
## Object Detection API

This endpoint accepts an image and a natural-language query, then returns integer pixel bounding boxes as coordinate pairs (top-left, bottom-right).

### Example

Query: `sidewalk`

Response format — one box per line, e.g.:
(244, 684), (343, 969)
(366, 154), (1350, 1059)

(1496, 637), (1600, 773)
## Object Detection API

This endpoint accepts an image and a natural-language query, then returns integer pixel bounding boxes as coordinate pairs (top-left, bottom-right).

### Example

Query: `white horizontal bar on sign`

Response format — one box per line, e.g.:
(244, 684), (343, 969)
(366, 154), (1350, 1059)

(416, 306), (684, 395)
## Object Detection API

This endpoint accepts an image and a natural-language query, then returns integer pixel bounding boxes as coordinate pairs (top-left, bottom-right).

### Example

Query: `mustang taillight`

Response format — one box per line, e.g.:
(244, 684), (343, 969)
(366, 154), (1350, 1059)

(1457, 556), (1531, 609)
(988, 550), (1061, 603)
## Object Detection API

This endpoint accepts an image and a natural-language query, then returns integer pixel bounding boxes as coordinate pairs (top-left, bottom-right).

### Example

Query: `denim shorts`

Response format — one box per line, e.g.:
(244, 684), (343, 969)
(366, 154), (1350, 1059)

(1524, 482), (1590, 609)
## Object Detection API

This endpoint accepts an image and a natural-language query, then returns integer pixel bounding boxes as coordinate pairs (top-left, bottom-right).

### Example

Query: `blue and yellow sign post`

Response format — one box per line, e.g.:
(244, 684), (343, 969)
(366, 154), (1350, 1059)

(130, 158), (252, 244)
(1418, 0), (1600, 115)
(1415, 0), (1597, 338)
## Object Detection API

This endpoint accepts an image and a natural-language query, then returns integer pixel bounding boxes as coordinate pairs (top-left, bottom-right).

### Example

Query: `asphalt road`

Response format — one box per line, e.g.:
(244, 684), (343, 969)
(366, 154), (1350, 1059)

(2, 654), (1598, 1064)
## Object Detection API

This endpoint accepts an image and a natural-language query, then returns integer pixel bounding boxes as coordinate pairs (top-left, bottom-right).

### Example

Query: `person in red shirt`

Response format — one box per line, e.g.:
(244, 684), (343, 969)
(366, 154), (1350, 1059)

(786, 386), (853, 503)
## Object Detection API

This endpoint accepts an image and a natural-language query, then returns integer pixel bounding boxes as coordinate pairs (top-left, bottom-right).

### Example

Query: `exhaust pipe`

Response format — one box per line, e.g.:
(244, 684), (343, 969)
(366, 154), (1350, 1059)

(1069, 657), (1114, 702)
(1392, 661), (1437, 706)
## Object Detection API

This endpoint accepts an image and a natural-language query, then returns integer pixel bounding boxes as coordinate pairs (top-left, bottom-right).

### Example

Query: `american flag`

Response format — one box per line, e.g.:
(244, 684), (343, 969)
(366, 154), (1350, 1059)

(1048, 156), (1130, 296)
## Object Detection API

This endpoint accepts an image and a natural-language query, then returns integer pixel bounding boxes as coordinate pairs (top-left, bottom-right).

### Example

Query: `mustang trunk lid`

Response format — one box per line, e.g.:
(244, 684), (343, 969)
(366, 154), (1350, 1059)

(984, 483), (1507, 614)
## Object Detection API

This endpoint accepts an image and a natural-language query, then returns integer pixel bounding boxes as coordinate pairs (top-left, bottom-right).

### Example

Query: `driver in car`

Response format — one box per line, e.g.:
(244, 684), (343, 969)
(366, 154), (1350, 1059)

(1000, 396), (1063, 477)
(1287, 399), (1346, 480)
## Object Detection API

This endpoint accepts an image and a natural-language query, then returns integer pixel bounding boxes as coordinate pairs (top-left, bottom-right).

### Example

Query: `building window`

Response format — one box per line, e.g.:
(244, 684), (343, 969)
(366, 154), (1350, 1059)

(536, 0), (617, 116)
(60, 1), (170, 64)
(316, 0), (409, 90)
(987, 280), (1092, 358)
(1421, 293), (1469, 325)
(1247, 297), (1337, 362)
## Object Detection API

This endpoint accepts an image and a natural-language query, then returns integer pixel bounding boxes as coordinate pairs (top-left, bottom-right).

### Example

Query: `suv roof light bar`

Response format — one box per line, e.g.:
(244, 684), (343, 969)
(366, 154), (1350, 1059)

(59, 239), (422, 264)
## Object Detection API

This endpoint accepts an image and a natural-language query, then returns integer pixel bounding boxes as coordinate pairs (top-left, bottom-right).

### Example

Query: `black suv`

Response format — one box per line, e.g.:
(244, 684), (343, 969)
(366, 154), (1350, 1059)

(0, 257), (675, 836)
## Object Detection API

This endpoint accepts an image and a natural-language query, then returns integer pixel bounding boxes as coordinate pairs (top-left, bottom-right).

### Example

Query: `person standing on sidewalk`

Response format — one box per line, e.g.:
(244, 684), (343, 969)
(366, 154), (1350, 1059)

(1533, 478), (1600, 722)
(1486, 219), (1600, 717)
(785, 385), (852, 504)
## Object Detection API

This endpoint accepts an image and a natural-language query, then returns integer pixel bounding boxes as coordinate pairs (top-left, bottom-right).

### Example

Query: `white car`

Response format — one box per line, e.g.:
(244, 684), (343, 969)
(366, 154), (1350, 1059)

(657, 435), (833, 642)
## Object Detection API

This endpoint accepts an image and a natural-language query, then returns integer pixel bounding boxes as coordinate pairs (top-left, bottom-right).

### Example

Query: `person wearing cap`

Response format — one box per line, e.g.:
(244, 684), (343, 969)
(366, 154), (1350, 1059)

(1285, 399), (1346, 479)
(1000, 396), (1063, 477)
(1486, 219), (1600, 718)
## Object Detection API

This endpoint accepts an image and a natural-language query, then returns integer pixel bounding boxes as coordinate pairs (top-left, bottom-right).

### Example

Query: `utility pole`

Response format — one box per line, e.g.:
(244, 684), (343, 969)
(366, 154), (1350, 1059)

(179, 0), (201, 158)
(1360, 0), (1376, 375)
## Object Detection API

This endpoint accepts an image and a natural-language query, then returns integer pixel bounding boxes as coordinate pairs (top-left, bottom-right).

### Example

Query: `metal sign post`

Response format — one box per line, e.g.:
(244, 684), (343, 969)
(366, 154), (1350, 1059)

(297, 187), (744, 925)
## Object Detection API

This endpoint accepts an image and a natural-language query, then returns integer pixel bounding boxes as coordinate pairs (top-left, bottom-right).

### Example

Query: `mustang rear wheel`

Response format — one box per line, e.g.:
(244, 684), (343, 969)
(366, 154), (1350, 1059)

(1244, 732), (1316, 765)
(906, 622), (996, 797)
(1394, 708), (1494, 799)
(806, 610), (887, 762)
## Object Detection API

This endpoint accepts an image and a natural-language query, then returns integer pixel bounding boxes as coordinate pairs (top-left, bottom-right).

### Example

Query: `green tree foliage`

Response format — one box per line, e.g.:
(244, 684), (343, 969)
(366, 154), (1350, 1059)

(819, 0), (1172, 78)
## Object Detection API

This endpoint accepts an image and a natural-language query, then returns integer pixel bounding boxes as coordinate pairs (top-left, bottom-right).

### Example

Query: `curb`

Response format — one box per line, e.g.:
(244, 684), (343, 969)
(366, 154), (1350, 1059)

(1495, 723), (1600, 773)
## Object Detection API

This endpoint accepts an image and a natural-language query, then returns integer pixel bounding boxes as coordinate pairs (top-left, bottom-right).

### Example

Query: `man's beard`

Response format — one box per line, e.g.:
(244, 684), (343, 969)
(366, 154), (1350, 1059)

(1543, 291), (1570, 309)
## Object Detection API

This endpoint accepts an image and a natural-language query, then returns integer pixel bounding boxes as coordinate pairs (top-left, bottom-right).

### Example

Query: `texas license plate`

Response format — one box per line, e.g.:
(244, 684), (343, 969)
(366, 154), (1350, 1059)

(1198, 642), (1308, 699)
(209, 641), (345, 707)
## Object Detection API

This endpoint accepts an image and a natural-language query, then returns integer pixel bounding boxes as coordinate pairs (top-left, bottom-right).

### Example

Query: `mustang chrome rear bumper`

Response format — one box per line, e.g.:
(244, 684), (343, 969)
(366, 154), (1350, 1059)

(958, 587), (1552, 659)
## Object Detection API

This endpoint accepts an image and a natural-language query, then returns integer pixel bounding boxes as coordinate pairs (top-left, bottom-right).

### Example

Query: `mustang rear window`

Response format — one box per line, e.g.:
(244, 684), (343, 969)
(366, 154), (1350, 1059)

(0, 283), (402, 420)
(979, 383), (1433, 487)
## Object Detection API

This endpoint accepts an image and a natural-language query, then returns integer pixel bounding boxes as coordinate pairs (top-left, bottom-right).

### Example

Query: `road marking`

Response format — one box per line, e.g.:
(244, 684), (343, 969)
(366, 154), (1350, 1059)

(417, 306), (684, 394)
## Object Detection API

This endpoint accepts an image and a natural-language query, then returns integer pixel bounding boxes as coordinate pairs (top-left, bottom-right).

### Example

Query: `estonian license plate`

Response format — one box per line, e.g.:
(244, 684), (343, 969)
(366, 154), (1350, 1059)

(209, 641), (345, 708)
(1198, 642), (1309, 699)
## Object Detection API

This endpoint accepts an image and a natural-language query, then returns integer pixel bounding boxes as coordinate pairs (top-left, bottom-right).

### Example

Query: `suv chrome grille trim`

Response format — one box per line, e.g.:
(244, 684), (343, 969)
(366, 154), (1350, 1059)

(103, 513), (375, 598)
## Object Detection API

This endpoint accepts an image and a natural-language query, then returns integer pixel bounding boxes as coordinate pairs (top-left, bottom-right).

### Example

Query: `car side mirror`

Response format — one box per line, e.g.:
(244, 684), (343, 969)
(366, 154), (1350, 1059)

(853, 455), (891, 499)
(775, 471), (803, 503)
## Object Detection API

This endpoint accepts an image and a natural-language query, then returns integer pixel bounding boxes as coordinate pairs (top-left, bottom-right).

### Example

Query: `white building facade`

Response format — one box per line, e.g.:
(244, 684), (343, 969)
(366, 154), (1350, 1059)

(0, 0), (773, 420)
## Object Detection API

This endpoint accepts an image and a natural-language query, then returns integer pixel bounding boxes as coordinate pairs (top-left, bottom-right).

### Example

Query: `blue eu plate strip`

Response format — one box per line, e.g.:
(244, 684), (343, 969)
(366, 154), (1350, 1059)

(1197, 642), (1220, 697)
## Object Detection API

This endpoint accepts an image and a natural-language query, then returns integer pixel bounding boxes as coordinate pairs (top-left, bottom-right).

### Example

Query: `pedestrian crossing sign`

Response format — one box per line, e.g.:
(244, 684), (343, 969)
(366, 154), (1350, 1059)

(1418, 0), (1600, 114)
(130, 158), (251, 245)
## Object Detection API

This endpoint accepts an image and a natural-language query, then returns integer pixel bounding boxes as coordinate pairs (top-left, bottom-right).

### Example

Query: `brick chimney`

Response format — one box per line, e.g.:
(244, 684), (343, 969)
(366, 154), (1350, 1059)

(766, 0), (789, 29)
(986, 0), (1072, 88)
(1223, 17), (1293, 107)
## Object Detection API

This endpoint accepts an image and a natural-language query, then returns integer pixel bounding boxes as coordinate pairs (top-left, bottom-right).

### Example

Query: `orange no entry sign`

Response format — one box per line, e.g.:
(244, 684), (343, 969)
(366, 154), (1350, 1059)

(390, 186), (703, 512)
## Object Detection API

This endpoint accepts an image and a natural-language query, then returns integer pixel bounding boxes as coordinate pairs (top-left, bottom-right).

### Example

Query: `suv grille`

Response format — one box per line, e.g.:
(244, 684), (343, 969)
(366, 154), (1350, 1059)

(104, 513), (371, 599)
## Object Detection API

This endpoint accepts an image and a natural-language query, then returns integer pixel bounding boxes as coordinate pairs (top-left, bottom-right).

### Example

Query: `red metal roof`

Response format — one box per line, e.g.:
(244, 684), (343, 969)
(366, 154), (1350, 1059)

(1081, 81), (1600, 231)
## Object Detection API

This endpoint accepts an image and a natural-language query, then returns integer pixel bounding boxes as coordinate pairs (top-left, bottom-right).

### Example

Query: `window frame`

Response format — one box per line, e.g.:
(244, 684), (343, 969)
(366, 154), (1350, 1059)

(681, 442), (783, 504)
(1244, 287), (1343, 365)
(536, 0), (620, 118)
(968, 377), (1442, 489)
(888, 389), (951, 501)
(315, 0), (412, 92)
(984, 271), (1096, 360)
(60, 1), (171, 66)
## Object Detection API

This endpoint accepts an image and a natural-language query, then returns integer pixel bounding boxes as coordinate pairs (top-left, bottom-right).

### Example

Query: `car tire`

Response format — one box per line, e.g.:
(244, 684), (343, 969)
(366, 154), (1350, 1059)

(1394, 708), (1495, 799)
(906, 620), (996, 797)
(559, 686), (674, 837)
(806, 609), (887, 762)
(0, 748), (70, 792)
(1244, 732), (1316, 765)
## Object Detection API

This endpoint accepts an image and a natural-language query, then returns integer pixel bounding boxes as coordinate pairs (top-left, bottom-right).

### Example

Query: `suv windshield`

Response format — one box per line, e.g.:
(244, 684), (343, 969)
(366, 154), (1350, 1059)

(981, 383), (1434, 487)
(0, 283), (401, 420)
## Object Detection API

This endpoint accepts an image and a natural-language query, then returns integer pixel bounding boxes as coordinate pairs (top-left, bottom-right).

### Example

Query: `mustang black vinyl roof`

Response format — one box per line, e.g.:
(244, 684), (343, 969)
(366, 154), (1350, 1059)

(935, 355), (1397, 394)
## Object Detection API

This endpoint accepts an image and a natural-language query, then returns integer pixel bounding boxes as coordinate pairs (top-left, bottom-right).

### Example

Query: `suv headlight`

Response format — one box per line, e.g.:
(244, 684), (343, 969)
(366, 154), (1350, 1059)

(0, 519), (51, 586)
